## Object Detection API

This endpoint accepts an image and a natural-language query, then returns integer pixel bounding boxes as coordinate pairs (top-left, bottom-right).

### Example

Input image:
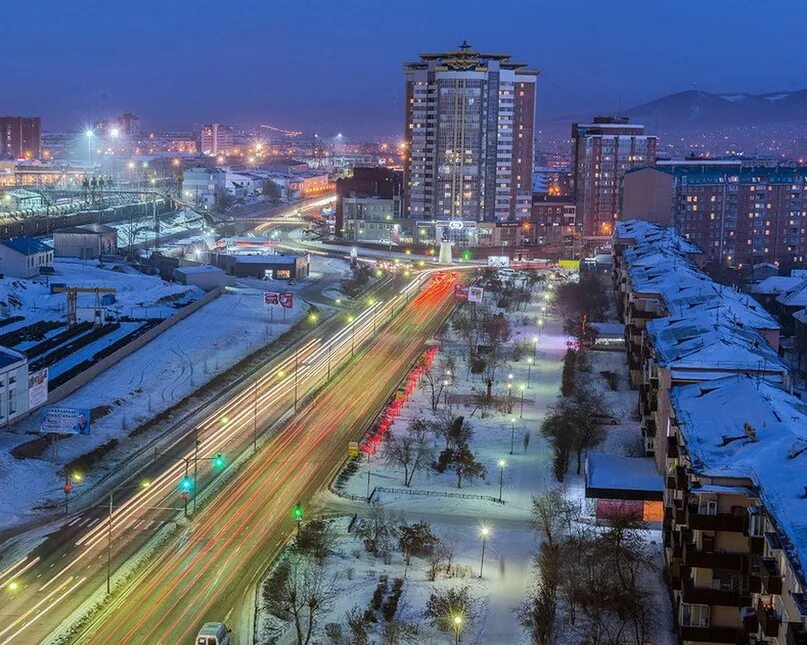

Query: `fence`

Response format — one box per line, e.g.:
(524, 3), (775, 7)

(370, 486), (504, 505)
(46, 287), (222, 403)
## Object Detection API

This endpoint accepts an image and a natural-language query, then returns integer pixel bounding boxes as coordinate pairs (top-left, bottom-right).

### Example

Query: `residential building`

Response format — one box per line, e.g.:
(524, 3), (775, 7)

(181, 167), (227, 209)
(52, 224), (118, 259)
(403, 42), (537, 227)
(664, 376), (807, 645)
(335, 167), (404, 237)
(119, 113), (140, 138)
(530, 194), (577, 255)
(572, 116), (656, 239)
(0, 116), (41, 160)
(794, 308), (807, 375)
(0, 237), (53, 278)
(0, 347), (29, 428)
(342, 195), (408, 244)
(200, 123), (234, 156)
(621, 162), (807, 267)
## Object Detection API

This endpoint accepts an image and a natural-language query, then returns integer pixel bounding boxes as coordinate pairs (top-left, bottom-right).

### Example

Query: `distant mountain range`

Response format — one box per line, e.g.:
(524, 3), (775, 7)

(622, 89), (807, 130)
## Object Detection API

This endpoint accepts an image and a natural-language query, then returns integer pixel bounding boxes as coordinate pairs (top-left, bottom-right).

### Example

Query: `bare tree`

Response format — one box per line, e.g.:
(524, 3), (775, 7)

(382, 421), (433, 487)
(520, 543), (561, 645)
(357, 504), (395, 559)
(398, 521), (439, 566)
(295, 519), (338, 566)
(345, 605), (369, 645)
(266, 556), (339, 645)
(531, 487), (575, 548)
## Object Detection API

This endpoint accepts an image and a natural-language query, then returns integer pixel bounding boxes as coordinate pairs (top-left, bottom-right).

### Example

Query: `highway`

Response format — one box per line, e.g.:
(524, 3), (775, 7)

(71, 270), (459, 643)
(0, 268), (459, 644)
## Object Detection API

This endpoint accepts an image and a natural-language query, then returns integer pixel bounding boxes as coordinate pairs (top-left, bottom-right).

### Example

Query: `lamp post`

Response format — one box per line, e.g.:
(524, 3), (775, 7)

(85, 129), (94, 165)
(532, 334), (539, 357)
(510, 417), (516, 455)
(479, 526), (490, 578)
(497, 459), (506, 502)
(527, 357), (533, 387)
(519, 384), (526, 419)
(110, 127), (119, 183)
(452, 615), (463, 645)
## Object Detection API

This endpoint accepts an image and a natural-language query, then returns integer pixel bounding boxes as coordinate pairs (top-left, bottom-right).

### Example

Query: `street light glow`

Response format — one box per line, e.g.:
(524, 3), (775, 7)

(498, 459), (506, 468)
(85, 129), (94, 138)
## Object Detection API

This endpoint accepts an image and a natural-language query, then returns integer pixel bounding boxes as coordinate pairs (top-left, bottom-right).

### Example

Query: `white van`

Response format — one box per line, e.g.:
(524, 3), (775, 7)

(195, 622), (232, 645)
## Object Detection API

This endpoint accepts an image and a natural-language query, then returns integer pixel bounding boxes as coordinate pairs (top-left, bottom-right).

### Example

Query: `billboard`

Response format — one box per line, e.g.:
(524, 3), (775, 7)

(468, 286), (484, 303)
(263, 292), (279, 306)
(453, 285), (469, 301)
(39, 407), (91, 436)
(279, 292), (294, 309)
(558, 259), (580, 270)
(28, 368), (49, 410)
(487, 256), (509, 268)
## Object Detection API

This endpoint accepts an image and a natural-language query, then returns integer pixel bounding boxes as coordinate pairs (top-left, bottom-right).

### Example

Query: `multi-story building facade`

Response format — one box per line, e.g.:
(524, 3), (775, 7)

(200, 123), (234, 156)
(572, 116), (656, 239)
(335, 167), (404, 238)
(622, 161), (807, 268)
(530, 194), (577, 255)
(0, 116), (41, 160)
(664, 376), (807, 645)
(403, 42), (537, 229)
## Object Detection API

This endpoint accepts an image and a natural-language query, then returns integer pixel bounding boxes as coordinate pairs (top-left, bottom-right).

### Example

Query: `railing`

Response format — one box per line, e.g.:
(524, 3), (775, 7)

(758, 599), (781, 638)
(370, 485), (504, 505)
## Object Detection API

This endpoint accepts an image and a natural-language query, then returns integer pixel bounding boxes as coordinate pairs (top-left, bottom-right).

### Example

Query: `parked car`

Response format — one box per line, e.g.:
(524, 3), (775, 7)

(592, 413), (619, 425)
(195, 622), (232, 645)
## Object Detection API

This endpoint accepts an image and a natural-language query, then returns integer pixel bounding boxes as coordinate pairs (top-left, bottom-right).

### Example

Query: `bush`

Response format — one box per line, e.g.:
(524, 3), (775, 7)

(424, 586), (473, 631)
(325, 622), (343, 644)
(371, 576), (389, 610)
(600, 370), (619, 391)
(382, 578), (405, 621)
(334, 457), (360, 491)
(262, 559), (291, 618)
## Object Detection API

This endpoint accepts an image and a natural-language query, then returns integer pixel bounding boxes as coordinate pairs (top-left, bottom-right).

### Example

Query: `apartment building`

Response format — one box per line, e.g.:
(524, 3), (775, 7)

(200, 122), (234, 156)
(403, 42), (537, 227)
(0, 116), (41, 160)
(571, 116), (656, 239)
(664, 376), (807, 645)
(621, 162), (807, 268)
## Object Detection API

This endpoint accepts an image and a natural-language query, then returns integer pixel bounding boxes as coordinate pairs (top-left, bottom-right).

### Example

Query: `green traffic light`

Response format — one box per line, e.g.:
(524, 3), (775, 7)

(213, 453), (226, 470)
(180, 476), (193, 492)
(293, 503), (303, 521)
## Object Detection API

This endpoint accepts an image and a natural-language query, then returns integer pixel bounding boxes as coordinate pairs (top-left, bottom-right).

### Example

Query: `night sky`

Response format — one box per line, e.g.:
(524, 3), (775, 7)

(2, 0), (804, 138)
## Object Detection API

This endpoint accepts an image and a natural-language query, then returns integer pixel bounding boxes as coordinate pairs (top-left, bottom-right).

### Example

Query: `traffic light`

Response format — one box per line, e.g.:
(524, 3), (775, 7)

(179, 476), (193, 492)
(213, 453), (226, 470)
(292, 502), (304, 522)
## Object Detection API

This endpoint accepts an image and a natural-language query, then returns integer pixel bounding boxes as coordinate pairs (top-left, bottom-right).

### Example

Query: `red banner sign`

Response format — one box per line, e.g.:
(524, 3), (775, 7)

(279, 292), (294, 309)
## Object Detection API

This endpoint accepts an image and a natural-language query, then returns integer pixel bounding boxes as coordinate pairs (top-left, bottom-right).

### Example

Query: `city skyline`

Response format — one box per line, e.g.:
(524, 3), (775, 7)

(3, 0), (807, 137)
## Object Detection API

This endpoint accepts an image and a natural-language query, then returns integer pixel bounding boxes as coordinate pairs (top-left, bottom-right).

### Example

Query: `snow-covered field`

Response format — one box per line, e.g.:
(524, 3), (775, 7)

(0, 255), (351, 529)
(257, 274), (674, 644)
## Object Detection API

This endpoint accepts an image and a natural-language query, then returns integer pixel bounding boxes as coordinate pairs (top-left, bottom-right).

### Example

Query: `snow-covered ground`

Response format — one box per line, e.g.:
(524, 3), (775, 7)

(257, 275), (674, 644)
(0, 254), (351, 529)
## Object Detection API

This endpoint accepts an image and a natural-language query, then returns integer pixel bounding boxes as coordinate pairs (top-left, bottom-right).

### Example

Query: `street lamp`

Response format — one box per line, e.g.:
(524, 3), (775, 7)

(85, 129), (94, 165)
(510, 417), (516, 455)
(452, 615), (463, 645)
(527, 357), (533, 387)
(519, 384), (526, 419)
(479, 526), (490, 578)
(497, 459), (506, 502)
(110, 128), (119, 182)
(532, 334), (539, 357)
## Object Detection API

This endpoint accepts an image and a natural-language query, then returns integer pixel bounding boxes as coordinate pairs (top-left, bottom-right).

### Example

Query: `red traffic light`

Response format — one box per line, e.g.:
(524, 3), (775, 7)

(181, 491), (190, 502)
(64, 482), (72, 495)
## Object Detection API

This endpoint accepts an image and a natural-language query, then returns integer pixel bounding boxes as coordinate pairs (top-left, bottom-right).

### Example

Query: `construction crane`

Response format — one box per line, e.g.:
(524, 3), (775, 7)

(52, 287), (117, 327)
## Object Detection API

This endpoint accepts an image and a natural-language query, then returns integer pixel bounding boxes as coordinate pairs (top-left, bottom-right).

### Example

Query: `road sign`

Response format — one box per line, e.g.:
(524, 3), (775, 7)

(453, 285), (469, 301)
(263, 292), (279, 306)
(279, 292), (294, 309)
(348, 441), (360, 458)
(488, 256), (509, 268)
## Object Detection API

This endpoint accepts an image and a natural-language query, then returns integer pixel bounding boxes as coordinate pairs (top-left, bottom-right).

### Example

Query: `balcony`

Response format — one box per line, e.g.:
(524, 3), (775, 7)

(681, 578), (751, 607)
(676, 466), (689, 489)
(787, 622), (807, 645)
(667, 435), (679, 459)
(683, 544), (748, 571)
(760, 557), (783, 595)
(678, 625), (748, 644)
(742, 608), (759, 634)
(750, 536), (764, 555)
(758, 600), (781, 638)
(688, 506), (747, 533)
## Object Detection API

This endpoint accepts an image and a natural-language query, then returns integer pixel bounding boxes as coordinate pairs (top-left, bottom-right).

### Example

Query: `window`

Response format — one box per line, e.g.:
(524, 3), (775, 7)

(680, 603), (710, 627)
(698, 499), (717, 515)
(747, 509), (763, 537)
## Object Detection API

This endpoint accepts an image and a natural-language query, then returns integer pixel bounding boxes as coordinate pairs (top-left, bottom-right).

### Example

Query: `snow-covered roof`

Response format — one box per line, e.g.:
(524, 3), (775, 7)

(751, 275), (803, 296)
(0, 345), (26, 370)
(646, 315), (784, 374)
(671, 376), (807, 587)
(614, 219), (702, 256)
(0, 237), (52, 256)
(175, 265), (224, 275)
(794, 309), (807, 325)
(588, 322), (624, 336)
(586, 453), (663, 495)
(775, 279), (807, 308)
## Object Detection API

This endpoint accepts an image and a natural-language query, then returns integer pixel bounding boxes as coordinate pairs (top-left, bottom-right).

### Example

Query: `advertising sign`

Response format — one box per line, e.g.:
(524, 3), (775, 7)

(263, 292), (279, 306)
(39, 407), (91, 436)
(279, 292), (294, 309)
(487, 256), (510, 268)
(468, 286), (484, 303)
(347, 441), (360, 458)
(453, 285), (469, 301)
(28, 368), (49, 410)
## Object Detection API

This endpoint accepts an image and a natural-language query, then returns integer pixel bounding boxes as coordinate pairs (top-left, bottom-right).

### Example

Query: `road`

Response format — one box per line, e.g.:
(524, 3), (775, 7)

(71, 270), (459, 643)
(0, 269), (458, 644)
